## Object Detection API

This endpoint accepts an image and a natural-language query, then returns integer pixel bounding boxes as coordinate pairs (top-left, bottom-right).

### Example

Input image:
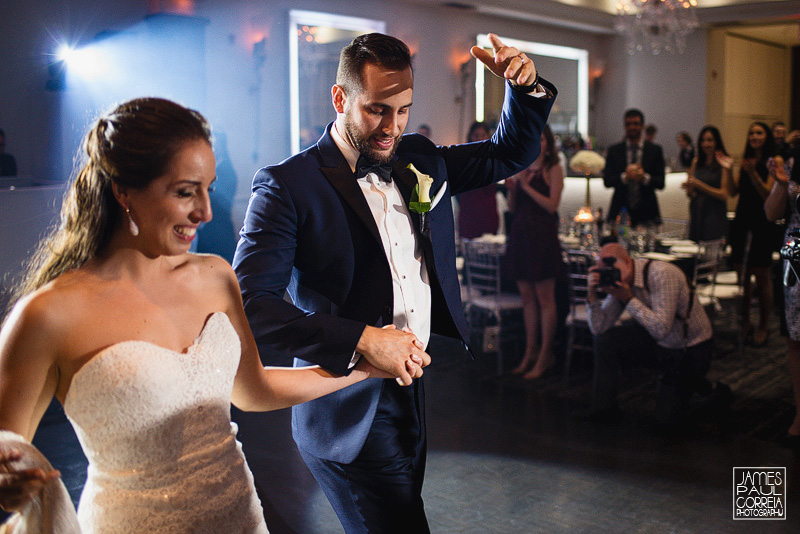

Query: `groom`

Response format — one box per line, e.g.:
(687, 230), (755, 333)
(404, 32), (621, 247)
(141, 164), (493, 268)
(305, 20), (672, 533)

(233, 32), (556, 533)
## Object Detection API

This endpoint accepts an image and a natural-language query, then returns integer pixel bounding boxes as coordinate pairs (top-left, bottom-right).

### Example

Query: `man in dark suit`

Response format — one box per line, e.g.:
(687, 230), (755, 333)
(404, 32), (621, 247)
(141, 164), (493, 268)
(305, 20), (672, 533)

(233, 32), (555, 533)
(603, 109), (665, 227)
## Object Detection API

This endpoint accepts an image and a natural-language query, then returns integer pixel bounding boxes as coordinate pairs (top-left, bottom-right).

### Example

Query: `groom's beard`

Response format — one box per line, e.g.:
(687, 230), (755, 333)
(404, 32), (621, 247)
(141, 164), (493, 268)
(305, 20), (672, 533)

(344, 116), (401, 165)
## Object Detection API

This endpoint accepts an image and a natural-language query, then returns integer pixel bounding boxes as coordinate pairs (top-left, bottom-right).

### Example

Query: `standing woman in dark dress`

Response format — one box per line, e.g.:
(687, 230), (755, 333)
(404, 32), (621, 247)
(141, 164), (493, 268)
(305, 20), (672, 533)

(681, 125), (732, 242)
(727, 122), (776, 346)
(505, 124), (564, 379)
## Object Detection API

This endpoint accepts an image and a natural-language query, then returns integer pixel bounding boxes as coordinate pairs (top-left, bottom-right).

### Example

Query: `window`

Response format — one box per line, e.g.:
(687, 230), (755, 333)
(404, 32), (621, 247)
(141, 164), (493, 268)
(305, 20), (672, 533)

(475, 34), (588, 141)
(289, 10), (385, 154)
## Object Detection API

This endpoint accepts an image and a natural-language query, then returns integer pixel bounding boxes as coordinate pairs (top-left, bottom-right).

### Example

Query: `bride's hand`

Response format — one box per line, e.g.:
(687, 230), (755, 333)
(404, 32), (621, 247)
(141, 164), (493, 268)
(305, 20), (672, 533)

(355, 357), (423, 383)
(0, 449), (60, 512)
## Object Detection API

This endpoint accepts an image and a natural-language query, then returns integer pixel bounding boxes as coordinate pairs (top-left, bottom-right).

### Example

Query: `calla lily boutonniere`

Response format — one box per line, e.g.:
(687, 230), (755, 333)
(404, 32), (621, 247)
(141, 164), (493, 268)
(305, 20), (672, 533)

(406, 163), (435, 235)
(406, 163), (434, 214)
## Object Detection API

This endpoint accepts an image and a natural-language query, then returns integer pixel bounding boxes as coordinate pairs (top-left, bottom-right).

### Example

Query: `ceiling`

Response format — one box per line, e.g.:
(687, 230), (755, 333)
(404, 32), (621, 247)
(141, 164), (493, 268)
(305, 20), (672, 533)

(426, 0), (800, 46)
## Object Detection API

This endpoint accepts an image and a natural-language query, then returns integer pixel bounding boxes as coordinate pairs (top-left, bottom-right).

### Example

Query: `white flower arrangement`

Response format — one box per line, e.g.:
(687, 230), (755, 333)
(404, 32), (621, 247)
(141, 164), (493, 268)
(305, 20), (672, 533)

(569, 150), (606, 176)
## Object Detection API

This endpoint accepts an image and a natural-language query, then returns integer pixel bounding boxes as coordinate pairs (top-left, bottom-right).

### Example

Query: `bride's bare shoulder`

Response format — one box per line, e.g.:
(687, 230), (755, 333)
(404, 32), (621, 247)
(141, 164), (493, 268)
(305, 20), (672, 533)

(180, 253), (237, 284)
(4, 270), (100, 337)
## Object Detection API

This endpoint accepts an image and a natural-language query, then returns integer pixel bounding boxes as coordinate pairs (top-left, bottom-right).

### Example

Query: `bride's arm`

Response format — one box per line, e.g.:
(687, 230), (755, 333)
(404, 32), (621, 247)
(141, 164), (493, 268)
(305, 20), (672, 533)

(0, 293), (63, 511)
(217, 261), (415, 412)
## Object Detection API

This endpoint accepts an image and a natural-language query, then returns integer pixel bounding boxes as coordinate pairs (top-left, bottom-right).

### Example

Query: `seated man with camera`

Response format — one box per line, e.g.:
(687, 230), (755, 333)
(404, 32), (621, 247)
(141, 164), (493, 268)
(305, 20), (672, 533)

(583, 241), (729, 426)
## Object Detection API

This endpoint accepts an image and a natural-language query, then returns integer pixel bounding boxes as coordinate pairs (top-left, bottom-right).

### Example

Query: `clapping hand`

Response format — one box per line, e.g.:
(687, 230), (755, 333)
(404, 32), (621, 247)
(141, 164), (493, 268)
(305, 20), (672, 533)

(680, 176), (697, 196)
(715, 151), (733, 169)
(741, 157), (757, 175)
(0, 449), (60, 512)
(768, 156), (789, 184)
(471, 33), (537, 87)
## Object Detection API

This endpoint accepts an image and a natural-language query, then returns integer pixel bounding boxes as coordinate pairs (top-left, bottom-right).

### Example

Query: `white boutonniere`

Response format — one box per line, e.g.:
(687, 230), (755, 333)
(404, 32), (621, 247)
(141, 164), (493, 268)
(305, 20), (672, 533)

(406, 163), (434, 214)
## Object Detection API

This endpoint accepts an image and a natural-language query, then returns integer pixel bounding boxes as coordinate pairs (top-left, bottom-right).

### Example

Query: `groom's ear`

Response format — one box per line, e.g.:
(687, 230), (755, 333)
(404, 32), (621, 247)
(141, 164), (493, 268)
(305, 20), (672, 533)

(332, 84), (346, 114)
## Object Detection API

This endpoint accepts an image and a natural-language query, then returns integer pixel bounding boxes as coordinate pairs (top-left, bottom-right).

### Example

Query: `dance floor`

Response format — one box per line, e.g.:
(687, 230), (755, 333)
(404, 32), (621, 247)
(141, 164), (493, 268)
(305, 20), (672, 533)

(21, 309), (800, 533)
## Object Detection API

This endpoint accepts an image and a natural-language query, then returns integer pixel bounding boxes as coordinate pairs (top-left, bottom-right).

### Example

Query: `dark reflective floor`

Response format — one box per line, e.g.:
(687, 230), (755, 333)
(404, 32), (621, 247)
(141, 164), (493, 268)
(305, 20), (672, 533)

(21, 318), (800, 533)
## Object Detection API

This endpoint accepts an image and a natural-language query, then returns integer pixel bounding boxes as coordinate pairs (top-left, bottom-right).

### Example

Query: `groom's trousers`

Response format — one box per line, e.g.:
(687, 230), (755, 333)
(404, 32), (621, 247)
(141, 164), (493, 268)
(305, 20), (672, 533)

(299, 378), (430, 534)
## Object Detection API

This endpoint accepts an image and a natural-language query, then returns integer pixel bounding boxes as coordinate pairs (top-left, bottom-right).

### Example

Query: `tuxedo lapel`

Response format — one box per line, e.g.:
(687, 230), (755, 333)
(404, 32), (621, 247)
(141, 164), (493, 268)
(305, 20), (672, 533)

(392, 159), (415, 205)
(321, 159), (383, 246)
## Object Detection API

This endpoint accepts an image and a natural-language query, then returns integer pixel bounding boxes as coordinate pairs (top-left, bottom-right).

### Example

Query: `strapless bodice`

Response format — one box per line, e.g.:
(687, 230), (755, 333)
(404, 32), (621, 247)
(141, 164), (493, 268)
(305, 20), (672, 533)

(63, 312), (268, 534)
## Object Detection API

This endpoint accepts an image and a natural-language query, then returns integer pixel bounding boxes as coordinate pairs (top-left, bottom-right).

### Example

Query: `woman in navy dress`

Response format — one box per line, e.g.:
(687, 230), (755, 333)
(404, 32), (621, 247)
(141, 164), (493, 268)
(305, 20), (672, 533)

(681, 125), (732, 242)
(505, 124), (564, 379)
(727, 122), (777, 346)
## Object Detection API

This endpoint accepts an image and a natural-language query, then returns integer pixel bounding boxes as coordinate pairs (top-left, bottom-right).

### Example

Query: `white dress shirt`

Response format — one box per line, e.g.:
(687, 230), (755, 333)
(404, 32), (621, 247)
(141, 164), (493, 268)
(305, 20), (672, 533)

(331, 123), (432, 349)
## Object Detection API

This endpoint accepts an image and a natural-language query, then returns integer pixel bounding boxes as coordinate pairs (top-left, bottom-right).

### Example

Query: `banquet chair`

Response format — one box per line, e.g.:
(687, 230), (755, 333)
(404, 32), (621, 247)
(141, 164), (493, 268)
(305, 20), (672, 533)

(691, 238), (725, 310)
(460, 238), (523, 375)
(698, 233), (751, 355)
(562, 249), (596, 383)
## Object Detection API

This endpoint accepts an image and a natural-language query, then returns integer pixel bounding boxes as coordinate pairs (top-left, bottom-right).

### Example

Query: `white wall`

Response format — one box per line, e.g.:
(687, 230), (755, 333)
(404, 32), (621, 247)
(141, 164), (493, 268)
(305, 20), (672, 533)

(195, 0), (612, 214)
(593, 30), (708, 164)
(0, 0), (717, 234)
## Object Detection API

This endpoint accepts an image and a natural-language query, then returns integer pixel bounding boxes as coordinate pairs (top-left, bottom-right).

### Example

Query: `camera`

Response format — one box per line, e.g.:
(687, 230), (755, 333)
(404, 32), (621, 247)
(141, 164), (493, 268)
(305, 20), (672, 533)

(780, 228), (800, 287)
(598, 256), (621, 287)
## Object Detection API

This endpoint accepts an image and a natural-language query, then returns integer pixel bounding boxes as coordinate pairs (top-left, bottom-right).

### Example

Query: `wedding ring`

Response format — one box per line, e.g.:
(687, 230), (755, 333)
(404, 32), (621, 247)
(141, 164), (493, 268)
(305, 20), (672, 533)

(519, 56), (526, 64)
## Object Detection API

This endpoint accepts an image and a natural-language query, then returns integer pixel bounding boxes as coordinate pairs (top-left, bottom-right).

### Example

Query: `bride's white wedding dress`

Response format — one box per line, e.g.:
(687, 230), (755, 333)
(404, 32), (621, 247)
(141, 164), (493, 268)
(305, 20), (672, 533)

(63, 312), (268, 534)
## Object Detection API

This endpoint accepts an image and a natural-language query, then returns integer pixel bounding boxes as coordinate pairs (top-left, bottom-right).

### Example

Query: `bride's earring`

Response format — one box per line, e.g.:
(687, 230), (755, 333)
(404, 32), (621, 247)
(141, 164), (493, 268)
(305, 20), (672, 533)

(126, 207), (139, 236)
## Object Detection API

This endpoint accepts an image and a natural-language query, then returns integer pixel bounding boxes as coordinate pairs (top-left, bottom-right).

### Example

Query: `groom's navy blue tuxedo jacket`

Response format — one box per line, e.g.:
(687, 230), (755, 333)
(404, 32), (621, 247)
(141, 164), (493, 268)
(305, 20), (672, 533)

(233, 80), (556, 463)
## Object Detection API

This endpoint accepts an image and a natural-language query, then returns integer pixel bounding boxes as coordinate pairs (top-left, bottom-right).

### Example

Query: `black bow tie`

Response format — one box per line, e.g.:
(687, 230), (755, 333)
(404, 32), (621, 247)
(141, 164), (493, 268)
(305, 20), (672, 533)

(355, 155), (392, 182)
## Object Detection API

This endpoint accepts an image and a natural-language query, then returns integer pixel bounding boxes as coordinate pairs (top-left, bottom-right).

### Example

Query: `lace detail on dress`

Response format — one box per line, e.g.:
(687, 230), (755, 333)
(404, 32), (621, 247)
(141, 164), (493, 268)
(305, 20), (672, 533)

(64, 312), (268, 534)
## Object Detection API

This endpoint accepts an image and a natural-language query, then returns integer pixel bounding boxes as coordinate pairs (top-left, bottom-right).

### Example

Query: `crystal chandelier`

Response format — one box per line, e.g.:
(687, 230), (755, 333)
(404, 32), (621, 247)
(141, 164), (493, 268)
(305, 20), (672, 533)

(615, 0), (699, 55)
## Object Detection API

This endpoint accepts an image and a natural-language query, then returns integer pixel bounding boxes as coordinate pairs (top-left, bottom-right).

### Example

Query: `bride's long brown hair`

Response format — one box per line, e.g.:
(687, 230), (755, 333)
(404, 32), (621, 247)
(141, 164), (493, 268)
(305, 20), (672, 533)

(9, 97), (211, 306)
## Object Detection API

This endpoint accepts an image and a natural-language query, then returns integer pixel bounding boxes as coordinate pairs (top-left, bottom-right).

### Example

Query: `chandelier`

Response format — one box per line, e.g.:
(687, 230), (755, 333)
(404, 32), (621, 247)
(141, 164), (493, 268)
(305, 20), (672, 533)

(615, 0), (699, 55)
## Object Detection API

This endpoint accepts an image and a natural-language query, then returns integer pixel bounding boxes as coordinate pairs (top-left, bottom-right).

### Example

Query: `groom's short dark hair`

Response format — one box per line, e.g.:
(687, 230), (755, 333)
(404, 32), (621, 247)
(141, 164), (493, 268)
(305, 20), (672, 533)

(337, 33), (413, 95)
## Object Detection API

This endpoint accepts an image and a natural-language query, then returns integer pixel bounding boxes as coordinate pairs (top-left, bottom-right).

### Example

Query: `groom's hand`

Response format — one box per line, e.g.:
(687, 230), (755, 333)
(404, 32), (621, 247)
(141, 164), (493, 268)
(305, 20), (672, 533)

(356, 325), (431, 386)
(471, 33), (537, 87)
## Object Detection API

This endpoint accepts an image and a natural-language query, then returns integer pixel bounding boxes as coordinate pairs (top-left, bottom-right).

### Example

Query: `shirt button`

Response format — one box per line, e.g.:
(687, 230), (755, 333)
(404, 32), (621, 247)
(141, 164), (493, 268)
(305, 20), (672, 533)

(410, 309), (415, 313)
(402, 275), (406, 279)
(394, 242), (398, 246)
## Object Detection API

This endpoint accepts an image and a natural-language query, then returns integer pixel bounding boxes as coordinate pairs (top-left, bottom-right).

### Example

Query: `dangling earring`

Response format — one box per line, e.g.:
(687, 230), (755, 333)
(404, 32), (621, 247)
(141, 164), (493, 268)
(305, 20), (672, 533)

(126, 207), (139, 236)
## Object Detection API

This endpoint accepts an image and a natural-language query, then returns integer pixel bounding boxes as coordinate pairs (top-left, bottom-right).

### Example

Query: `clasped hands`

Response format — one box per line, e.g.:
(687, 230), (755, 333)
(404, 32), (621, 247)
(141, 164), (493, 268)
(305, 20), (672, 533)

(356, 325), (430, 386)
(625, 163), (645, 184)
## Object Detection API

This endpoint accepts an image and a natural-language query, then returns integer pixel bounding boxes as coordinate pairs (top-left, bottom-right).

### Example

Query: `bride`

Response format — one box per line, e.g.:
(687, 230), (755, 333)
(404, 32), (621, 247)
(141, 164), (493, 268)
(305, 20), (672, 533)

(0, 98), (424, 533)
